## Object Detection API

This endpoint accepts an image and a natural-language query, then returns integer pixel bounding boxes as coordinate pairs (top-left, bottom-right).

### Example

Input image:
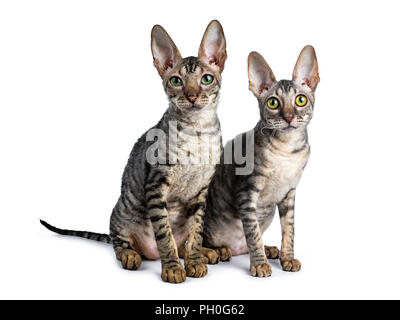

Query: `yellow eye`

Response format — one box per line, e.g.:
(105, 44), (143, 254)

(295, 95), (307, 107)
(267, 98), (280, 109)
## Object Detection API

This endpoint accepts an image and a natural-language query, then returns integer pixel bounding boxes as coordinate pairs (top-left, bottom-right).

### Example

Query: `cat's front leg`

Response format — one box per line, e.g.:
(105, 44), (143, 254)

(183, 186), (209, 278)
(237, 187), (271, 277)
(145, 172), (185, 283)
(278, 188), (301, 272)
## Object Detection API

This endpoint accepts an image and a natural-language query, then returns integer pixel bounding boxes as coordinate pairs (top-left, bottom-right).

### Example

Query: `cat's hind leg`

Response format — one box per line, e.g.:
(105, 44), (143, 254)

(179, 245), (220, 265)
(201, 247), (220, 265)
(110, 204), (143, 271)
(215, 247), (232, 262)
(202, 247), (232, 263)
(264, 245), (280, 259)
(112, 234), (142, 271)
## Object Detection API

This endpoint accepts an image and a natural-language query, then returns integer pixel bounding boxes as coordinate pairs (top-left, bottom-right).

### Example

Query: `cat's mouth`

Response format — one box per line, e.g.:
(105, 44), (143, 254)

(191, 104), (204, 109)
(175, 101), (209, 110)
(271, 123), (298, 131)
(282, 125), (297, 130)
(187, 103), (207, 110)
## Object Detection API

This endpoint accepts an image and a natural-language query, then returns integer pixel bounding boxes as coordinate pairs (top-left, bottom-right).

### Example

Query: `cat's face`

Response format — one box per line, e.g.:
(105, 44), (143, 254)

(248, 46), (319, 131)
(163, 57), (221, 110)
(151, 20), (226, 112)
(259, 80), (314, 130)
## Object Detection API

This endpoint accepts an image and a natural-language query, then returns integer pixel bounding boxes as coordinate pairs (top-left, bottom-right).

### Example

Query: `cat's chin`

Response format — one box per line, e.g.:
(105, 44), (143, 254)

(282, 125), (297, 131)
(177, 104), (209, 111)
(189, 104), (207, 110)
(277, 125), (303, 132)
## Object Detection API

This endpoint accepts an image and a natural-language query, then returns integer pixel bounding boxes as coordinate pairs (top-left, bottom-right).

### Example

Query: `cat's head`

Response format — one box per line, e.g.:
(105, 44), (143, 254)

(248, 46), (319, 131)
(151, 20), (227, 112)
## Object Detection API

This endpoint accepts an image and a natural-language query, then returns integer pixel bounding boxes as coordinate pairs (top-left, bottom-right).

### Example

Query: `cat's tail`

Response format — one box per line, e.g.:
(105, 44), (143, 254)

(40, 219), (111, 244)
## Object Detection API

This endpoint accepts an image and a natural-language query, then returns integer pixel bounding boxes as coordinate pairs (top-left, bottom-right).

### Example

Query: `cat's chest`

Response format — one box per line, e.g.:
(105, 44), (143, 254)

(168, 164), (216, 202)
(176, 130), (221, 162)
(168, 131), (221, 200)
(257, 146), (309, 205)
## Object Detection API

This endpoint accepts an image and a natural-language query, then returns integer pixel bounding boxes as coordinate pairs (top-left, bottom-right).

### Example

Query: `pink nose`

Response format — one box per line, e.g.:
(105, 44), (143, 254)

(187, 94), (197, 103)
(283, 112), (294, 123)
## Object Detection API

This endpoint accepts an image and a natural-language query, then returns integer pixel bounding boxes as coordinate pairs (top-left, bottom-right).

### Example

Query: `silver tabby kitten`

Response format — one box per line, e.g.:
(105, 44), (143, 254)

(41, 20), (227, 283)
(203, 46), (319, 277)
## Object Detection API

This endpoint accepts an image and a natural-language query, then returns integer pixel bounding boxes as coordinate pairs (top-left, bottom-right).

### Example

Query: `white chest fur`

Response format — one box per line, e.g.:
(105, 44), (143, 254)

(168, 163), (216, 202)
(257, 141), (310, 206)
(168, 129), (221, 203)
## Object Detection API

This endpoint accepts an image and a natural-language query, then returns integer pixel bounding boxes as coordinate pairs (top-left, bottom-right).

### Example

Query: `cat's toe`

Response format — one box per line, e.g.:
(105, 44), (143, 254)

(161, 264), (186, 284)
(216, 247), (232, 262)
(280, 258), (301, 272)
(201, 248), (220, 265)
(185, 261), (208, 278)
(264, 246), (280, 259)
(120, 249), (142, 270)
(250, 262), (272, 277)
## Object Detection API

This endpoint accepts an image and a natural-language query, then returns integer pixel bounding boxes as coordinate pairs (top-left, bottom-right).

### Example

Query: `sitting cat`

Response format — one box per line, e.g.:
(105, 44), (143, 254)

(203, 46), (319, 277)
(41, 20), (227, 283)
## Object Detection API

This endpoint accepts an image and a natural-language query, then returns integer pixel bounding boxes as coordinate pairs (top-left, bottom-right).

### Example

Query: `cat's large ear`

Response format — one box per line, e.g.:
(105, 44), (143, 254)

(248, 51), (276, 98)
(198, 20), (227, 72)
(151, 25), (182, 77)
(292, 45), (319, 91)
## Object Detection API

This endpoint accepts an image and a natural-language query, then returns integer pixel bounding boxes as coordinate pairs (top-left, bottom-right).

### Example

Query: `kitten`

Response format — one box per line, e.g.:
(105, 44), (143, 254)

(41, 20), (227, 283)
(203, 46), (319, 277)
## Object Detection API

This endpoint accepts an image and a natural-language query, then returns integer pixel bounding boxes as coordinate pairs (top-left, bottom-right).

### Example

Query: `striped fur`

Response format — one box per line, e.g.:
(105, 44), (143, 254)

(203, 47), (319, 277)
(41, 20), (227, 284)
(40, 220), (111, 244)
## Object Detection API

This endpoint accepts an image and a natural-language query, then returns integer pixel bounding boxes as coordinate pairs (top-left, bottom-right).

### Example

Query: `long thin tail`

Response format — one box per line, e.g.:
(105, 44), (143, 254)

(40, 220), (111, 244)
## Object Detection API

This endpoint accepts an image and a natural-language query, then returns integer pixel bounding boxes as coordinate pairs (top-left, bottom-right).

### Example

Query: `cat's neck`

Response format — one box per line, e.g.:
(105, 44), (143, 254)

(164, 102), (220, 132)
(255, 121), (309, 154)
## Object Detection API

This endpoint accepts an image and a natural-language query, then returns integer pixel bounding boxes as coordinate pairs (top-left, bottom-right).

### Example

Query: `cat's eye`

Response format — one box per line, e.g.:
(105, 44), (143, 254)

(295, 95), (307, 107)
(201, 74), (214, 85)
(266, 97), (280, 109)
(170, 76), (183, 87)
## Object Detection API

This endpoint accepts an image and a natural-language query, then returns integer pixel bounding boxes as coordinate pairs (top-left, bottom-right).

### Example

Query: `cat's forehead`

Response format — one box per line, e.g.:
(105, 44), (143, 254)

(273, 80), (297, 96)
(178, 56), (203, 76)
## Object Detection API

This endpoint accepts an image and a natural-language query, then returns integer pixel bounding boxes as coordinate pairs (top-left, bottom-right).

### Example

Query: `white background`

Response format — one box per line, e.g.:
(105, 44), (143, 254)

(1, 0), (399, 300)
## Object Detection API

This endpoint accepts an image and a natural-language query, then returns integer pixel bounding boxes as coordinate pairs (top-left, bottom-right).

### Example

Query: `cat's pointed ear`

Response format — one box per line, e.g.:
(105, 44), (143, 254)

(248, 51), (276, 98)
(198, 20), (227, 72)
(292, 45), (319, 91)
(151, 25), (182, 77)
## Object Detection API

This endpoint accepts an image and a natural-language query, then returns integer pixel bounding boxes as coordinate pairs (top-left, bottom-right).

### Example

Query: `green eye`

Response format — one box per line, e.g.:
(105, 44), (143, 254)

(170, 76), (183, 87)
(201, 74), (214, 85)
(267, 97), (280, 109)
(295, 95), (307, 107)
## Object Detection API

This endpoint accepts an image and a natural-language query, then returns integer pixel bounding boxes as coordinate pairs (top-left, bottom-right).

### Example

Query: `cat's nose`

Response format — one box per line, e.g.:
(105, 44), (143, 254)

(283, 112), (294, 123)
(186, 93), (198, 103)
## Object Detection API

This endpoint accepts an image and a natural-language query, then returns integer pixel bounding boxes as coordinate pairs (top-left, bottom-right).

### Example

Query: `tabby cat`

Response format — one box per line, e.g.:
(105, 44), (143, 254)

(41, 20), (227, 283)
(203, 46), (319, 277)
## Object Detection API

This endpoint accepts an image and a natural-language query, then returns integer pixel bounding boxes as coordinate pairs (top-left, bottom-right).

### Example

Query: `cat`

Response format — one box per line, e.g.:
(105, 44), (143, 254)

(202, 46), (319, 277)
(41, 20), (227, 283)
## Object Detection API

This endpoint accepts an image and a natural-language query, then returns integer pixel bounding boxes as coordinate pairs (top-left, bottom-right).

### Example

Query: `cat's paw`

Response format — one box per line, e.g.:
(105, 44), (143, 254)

(264, 246), (280, 259)
(280, 258), (301, 272)
(119, 249), (142, 270)
(201, 248), (220, 265)
(185, 261), (208, 278)
(161, 264), (186, 284)
(216, 247), (232, 262)
(250, 262), (272, 277)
